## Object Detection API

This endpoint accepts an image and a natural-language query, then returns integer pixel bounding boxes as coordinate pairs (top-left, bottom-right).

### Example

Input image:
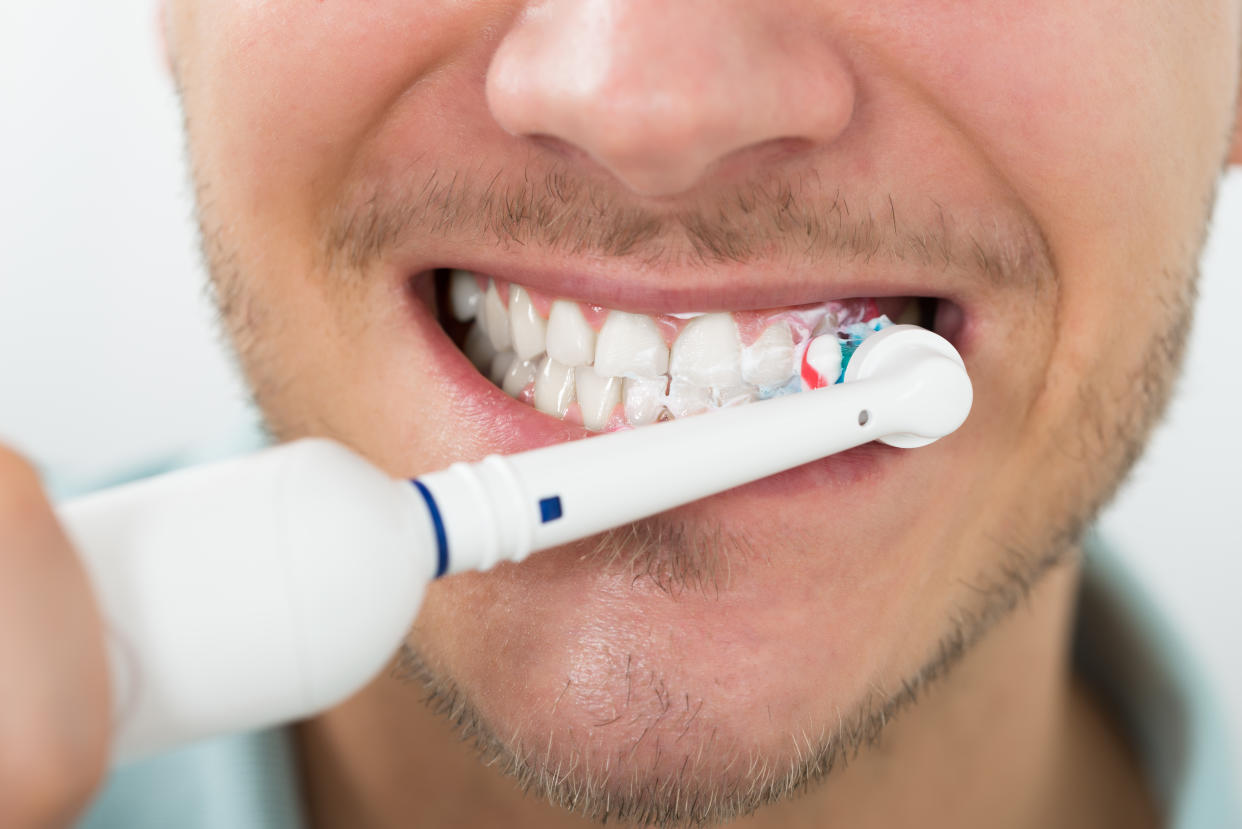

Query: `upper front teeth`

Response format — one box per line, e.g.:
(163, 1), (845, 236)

(448, 272), (895, 431)
(546, 300), (596, 366)
(741, 323), (795, 388)
(668, 313), (743, 389)
(594, 312), (669, 378)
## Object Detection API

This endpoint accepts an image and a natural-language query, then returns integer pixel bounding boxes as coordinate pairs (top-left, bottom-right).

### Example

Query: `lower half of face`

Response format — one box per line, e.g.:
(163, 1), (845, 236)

(207, 230), (1192, 814)
(171, 0), (1238, 818)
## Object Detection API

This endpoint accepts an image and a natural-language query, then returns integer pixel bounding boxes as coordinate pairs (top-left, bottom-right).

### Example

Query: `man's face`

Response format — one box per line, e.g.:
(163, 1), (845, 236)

(165, 0), (1238, 821)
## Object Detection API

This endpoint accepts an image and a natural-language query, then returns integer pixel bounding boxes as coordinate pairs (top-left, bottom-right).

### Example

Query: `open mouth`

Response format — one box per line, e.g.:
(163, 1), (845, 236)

(432, 269), (960, 432)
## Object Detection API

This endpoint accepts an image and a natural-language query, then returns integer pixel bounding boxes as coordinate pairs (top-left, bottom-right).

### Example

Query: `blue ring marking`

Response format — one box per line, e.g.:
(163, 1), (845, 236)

(411, 480), (449, 578)
(539, 496), (563, 523)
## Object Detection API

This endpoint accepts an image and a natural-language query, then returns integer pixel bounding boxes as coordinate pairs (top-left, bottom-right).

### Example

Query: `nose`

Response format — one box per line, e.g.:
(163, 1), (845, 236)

(486, 0), (857, 197)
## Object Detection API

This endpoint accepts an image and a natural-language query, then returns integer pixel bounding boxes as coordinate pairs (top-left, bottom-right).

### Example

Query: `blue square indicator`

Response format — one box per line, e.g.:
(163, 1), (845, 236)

(539, 496), (563, 523)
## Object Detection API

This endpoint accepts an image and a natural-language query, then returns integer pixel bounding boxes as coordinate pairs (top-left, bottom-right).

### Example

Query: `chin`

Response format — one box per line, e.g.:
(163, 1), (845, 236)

(404, 464), (954, 819)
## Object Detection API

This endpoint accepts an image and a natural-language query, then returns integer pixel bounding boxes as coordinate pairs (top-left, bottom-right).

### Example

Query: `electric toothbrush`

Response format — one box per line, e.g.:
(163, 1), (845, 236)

(57, 324), (971, 764)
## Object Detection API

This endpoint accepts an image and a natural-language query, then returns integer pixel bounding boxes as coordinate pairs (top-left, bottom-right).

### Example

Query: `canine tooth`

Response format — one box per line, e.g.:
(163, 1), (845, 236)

(463, 322), (496, 370)
(489, 351), (516, 385)
(623, 376), (667, 426)
(482, 281), (512, 351)
(594, 312), (669, 378)
(502, 358), (537, 397)
(669, 313), (742, 388)
(576, 368), (622, 431)
(665, 378), (712, 418)
(449, 270), (482, 321)
(804, 335), (843, 387)
(534, 356), (575, 417)
(508, 285), (547, 362)
(740, 323), (795, 388)
(546, 300), (596, 366)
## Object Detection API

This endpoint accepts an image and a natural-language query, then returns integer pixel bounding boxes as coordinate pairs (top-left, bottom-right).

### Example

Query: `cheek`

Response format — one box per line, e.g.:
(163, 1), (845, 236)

(862, 2), (1232, 273)
(177, 1), (512, 252)
(893, 3), (1230, 250)
(861, 1), (1230, 463)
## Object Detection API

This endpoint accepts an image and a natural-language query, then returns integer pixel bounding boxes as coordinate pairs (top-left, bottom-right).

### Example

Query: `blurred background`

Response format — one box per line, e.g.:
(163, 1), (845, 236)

(2, 0), (1239, 798)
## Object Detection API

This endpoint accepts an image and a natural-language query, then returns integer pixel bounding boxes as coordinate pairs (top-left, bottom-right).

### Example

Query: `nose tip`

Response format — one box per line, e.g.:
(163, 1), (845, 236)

(485, 1), (856, 198)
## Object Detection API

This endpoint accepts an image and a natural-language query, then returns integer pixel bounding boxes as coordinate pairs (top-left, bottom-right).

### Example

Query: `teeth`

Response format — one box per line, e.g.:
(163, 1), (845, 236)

(463, 322), (497, 370)
(594, 312), (669, 378)
(669, 313), (742, 389)
(622, 376), (667, 426)
(713, 385), (757, 408)
(502, 357), (537, 398)
(665, 378), (712, 418)
(481, 281), (512, 352)
(449, 270), (482, 322)
(489, 351), (516, 385)
(575, 367), (622, 431)
(508, 285), (548, 362)
(812, 313), (841, 337)
(803, 335), (843, 388)
(896, 300), (921, 326)
(534, 356), (575, 417)
(546, 300), (597, 367)
(451, 277), (902, 429)
(740, 323), (795, 388)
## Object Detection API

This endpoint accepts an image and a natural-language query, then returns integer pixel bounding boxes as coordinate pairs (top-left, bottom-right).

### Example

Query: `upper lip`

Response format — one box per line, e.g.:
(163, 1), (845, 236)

(404, 252), (970, 316)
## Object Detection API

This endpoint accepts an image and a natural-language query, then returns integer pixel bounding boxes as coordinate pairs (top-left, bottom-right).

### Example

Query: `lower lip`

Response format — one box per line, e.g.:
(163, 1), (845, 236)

(410, 282), (909, 508)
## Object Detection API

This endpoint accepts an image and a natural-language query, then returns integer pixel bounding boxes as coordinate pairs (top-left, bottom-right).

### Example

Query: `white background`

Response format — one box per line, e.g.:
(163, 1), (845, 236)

(2, 0), (1240, 797)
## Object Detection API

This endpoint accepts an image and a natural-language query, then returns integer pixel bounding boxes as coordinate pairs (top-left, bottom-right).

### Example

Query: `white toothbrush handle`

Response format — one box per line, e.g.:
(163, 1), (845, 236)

(58, 440), (438, 764)
(417, 325), (972, 573)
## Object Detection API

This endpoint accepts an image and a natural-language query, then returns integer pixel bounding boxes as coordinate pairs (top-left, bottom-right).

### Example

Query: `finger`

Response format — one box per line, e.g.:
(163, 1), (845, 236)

(0, 445), (112, 828)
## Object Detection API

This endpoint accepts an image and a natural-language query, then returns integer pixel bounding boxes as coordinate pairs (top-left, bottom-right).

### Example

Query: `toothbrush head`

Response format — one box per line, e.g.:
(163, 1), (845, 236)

(844, 325), (973, 448)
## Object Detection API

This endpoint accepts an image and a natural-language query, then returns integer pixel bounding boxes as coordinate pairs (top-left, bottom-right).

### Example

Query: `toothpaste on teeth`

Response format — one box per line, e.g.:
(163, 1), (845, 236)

(800, 335), (844, 391)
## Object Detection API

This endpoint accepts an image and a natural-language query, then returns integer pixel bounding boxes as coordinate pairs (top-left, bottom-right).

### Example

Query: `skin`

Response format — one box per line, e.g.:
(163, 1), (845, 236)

(1, 1), (1240, 827)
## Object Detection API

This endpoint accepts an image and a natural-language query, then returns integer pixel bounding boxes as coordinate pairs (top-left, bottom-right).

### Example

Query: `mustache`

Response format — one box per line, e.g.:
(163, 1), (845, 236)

(318, 163), (1053, 289)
